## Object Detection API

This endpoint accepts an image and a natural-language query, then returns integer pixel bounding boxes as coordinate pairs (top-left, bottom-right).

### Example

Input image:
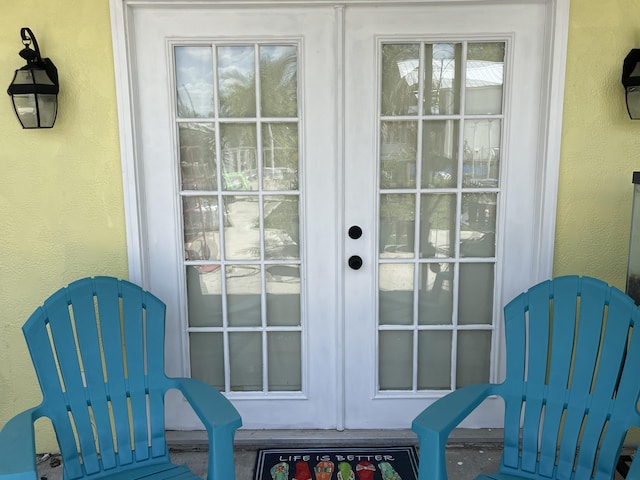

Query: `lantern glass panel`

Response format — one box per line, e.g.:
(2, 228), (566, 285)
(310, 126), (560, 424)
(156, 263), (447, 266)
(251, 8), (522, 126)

(12, 94), (38, 128)
(38, 94), (57, 127)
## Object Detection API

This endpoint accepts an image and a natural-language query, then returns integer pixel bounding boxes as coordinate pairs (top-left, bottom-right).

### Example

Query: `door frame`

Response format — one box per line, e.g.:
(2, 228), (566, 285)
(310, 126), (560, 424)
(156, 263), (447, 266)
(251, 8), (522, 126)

(109, 0), (570, 431)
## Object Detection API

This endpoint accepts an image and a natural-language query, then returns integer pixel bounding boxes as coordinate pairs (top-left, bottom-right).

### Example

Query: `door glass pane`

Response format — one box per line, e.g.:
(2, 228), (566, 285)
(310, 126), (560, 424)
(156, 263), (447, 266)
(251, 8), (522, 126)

(463, 120), (501, 188)
(218, 46), (256, 118)
(418, 331), (452, 389)
(458, 263), (494, 325)
(176, 43), (302, 394)
(424, 43), (461, 115)
(260, 45), (298, 117)
(262, 123), (299, 190)
(266, 265), (300, 326)
(381, 44), (419, 116)
(226, 264), (261, 327)
(380, 194), (415, 257)
(418, 263), (453, 325)
(377, 40), (504, 393)
(380, 121), (417, 189)
(229, 332), (262, 391)
(190, 332), (224, 390)
(268, 332), (301, 391)
(175, 46), (214, 118)
(465, 42), (505, 115)
(179, 123), (217, 190)
(379, 263), (414, 326)
(420, 193), (455, 258)
(379, 331), (413, 390)
(456, 330), (491, 387)
(220, 124), (257, 191)
(187, 266), (223, 327)
(422, 120), (458, 188)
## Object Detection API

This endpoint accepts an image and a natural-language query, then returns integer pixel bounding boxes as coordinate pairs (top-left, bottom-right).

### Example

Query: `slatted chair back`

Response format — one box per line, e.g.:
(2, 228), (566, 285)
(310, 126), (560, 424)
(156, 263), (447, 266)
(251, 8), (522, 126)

(22, 277), (172, 480)
(496, 276), (640, 479)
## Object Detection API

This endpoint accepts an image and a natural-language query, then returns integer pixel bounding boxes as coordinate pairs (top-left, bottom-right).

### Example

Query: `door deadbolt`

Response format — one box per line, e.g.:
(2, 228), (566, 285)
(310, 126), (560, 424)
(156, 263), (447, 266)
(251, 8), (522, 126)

(348, 225), (363, 239)
(348, 255), (363, 270)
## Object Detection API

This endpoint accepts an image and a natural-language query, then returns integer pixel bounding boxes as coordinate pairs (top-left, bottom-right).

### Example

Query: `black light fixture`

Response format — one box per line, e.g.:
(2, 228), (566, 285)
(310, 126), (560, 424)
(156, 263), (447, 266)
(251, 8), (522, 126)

(622, 49), (640, 120)
(7, 27), (59, 128)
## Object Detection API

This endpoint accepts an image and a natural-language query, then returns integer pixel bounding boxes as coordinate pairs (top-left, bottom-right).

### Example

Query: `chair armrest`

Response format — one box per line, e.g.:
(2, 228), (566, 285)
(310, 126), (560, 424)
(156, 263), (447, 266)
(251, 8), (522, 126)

(172, 378), (242, 480)
(0, 407), (40, 480)
(411, 383), (496, 480)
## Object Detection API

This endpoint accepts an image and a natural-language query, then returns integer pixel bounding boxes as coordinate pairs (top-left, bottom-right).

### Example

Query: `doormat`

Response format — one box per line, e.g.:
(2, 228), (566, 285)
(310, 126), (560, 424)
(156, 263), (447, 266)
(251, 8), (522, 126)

(254, 446), (419, 480)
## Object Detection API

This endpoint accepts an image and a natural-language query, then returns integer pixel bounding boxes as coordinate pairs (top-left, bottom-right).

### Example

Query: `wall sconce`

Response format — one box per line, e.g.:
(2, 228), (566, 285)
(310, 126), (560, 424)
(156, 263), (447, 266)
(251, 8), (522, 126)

(6, 28), (59, 128)
(622, 49), (640, 120)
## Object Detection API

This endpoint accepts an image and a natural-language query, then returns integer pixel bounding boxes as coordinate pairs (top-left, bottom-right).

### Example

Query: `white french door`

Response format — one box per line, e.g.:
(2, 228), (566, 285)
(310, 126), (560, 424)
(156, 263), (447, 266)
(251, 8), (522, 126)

(111, 0), (566, 430)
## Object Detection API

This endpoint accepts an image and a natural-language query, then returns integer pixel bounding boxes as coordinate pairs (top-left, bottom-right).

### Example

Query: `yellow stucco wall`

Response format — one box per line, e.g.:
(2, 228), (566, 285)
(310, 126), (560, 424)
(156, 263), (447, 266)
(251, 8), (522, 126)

(2, 0), (640, 454)
(0, 1), (127, 451)
(554, 0), (640, 286)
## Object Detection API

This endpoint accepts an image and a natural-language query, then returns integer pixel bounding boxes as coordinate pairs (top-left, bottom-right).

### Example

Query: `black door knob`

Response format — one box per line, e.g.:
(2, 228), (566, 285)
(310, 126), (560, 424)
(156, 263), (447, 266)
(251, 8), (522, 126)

(348, 255), (363, 270)
(348, 225), (363, 239)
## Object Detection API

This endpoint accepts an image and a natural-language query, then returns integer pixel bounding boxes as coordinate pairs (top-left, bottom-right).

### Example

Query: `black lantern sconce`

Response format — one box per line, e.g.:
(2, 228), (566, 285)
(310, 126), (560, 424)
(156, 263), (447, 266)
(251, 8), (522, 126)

(622, 49), (640, 120)
(7, 28), (59, 128)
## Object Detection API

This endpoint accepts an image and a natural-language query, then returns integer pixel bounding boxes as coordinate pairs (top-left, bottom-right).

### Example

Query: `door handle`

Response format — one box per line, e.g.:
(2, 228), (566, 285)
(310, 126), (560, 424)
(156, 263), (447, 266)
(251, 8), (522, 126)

(348, 225), (363, 239)
(348, 255), (363, 270)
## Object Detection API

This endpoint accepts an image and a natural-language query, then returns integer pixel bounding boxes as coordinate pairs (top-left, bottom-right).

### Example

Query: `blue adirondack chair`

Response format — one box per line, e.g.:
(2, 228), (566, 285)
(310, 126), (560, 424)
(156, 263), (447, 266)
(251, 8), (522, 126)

(0, 276), (242, 480)
(412, 275), (640, 480)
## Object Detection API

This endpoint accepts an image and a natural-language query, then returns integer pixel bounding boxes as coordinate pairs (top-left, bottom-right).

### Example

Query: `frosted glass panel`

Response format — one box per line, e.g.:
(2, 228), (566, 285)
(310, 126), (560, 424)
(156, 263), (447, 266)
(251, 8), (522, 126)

(422, 120), (458, 188)
(230, 332), (262, 391)
(458, 263), (494, 325)
(187, 266), (223, 327)
(183, 196), (221, 261)
(190, 333), (224, 390)
(268, 332), (301, 391)
(418, 263), (453, 325)
(418, 331), (452, 389)
(456, 330), (491, 387)
(380, 194), (415, 258)
(267, 265), (300, 326)
(424, 43), (461, 115)
(220, 124), (257, 191)
(465, 43), (504, 115)
(218, 45), (256, 118)
(379, 331), (413, 390)
(260, 45), (298, 117)
(179, 123), (217, 191)
(420, 194), (455, 258)
(379, 263), (414, 325)
(380, 121), (417, 189)
(262, 123), (299, 191)
(175, 46), (214, 118)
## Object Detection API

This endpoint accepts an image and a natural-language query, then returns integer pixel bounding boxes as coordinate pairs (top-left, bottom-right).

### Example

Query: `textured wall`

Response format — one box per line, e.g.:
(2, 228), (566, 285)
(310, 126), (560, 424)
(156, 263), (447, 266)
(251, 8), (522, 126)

(0, 1), (127, 451)
(554, 0), (640, 287)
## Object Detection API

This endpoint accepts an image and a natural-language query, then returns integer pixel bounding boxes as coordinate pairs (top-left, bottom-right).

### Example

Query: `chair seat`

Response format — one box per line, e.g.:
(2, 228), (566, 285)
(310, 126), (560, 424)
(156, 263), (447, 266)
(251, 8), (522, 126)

(94, 462), (196, 480)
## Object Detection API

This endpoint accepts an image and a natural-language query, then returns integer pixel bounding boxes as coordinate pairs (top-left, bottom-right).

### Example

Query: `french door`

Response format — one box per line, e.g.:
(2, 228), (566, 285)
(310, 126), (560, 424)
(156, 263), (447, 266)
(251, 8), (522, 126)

(111, 0), (566, 430)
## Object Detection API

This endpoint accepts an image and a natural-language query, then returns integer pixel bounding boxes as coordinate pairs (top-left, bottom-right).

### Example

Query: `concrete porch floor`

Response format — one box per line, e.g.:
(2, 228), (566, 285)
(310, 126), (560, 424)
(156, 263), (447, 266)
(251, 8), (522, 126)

(35, 429), (630, 480)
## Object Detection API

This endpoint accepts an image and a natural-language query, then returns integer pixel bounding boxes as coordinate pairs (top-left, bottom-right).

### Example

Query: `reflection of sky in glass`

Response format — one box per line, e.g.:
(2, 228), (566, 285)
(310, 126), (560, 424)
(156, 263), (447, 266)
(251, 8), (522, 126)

(175, 46), (214, 117)
(218, 46), (255, 98)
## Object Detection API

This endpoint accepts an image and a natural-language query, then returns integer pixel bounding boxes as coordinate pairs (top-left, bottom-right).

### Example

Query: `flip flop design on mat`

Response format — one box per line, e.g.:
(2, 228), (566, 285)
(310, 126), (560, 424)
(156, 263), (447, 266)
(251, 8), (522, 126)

(337, 462), (355, 480)
(355, 461), (375, 480)
(378, 462), (402, 480)
(315, 461), (335, 480)
(294, 461), (312, 480)
(271, 462), (289, 480)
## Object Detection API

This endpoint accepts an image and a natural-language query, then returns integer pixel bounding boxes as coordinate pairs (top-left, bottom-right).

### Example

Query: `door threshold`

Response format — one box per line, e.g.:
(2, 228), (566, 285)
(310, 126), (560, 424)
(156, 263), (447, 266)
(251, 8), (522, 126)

(167, 428), (504, 450)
